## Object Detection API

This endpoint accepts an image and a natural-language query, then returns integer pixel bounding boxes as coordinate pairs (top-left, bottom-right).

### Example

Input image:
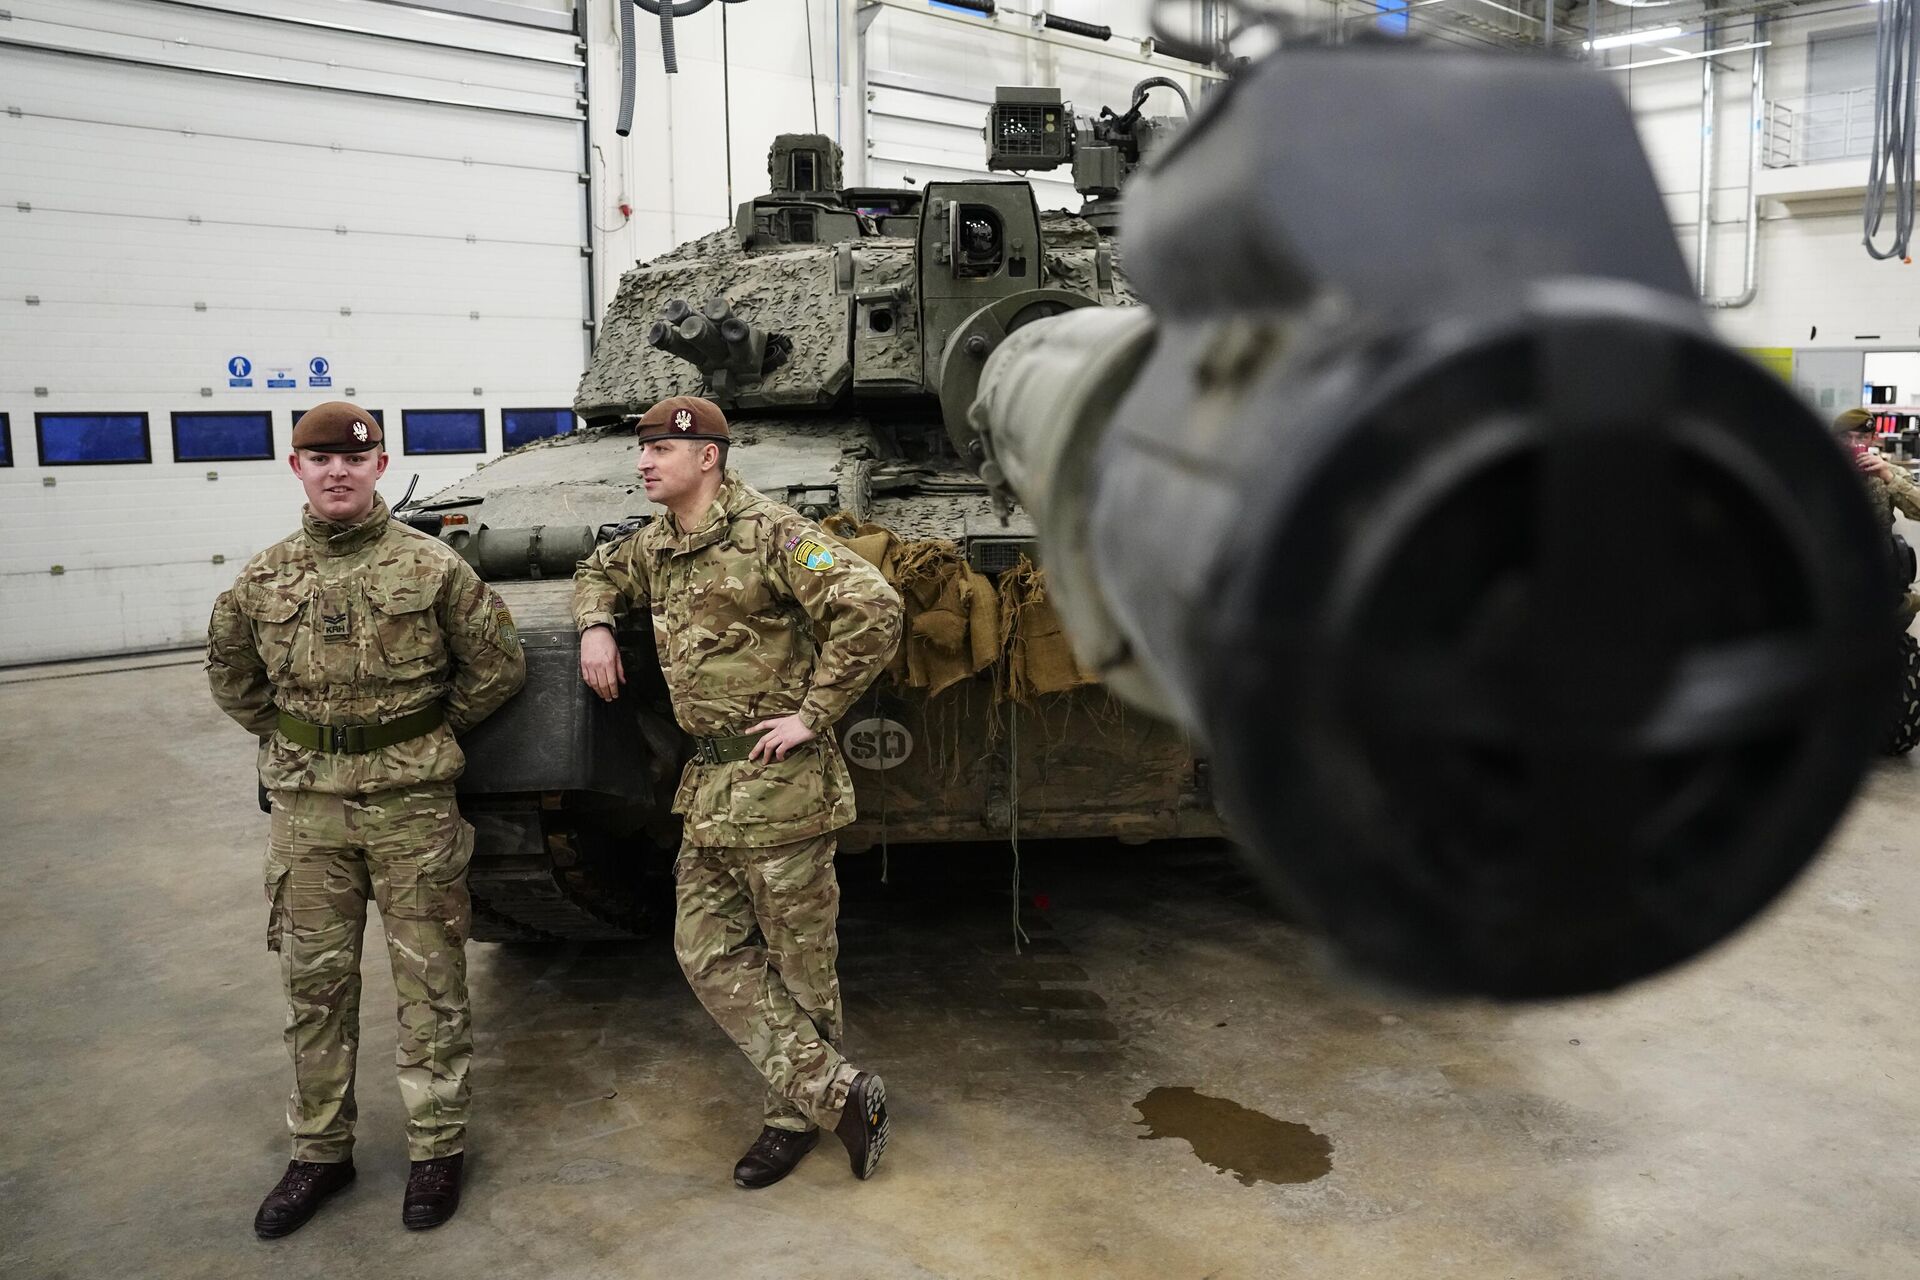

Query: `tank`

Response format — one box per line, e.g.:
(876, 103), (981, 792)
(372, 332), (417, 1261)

(412, 80), (1200, 946)
(419, 46), (1899, 1000)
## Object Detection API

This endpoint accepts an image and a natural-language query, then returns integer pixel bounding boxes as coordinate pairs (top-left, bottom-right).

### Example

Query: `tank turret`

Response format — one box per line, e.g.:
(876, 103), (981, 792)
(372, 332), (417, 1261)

(577, 113), (1133, 419)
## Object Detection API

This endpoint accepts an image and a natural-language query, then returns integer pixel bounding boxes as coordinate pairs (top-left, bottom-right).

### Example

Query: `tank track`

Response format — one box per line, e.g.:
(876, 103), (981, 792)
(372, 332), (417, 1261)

(465, 810), (654, 942)
(1886, 631), (1920, 757)
(469, 853), (639, 941)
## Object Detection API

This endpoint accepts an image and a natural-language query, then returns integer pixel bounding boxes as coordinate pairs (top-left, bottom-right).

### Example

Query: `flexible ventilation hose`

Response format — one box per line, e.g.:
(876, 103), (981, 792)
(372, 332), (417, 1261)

(616, 0), (638, 135)
(659, 0), (678, 74)
(634, 1), (746, 75)
(1865, 0), (1918, 261)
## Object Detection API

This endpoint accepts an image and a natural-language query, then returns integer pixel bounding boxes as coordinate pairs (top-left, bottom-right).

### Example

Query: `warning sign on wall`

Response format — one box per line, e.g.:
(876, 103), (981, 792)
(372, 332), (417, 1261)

(222, 354), (338, 391)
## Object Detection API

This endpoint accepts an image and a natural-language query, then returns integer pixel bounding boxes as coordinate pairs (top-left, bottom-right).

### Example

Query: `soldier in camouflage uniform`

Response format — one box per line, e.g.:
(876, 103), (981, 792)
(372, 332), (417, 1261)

(206, 402), (526, 1238)
(573, 395), (902, 1189)
(1836, 407), (1920, 618)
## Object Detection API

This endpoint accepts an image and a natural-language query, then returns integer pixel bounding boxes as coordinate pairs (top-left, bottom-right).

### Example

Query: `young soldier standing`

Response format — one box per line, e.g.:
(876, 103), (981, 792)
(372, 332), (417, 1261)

(206, 402), (526, 1237)
(572, 395), (903, 1188)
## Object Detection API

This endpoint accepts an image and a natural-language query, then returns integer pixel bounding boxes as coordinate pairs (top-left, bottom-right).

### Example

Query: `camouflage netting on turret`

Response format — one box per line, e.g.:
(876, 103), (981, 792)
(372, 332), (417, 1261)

(646, 226), (742, 268)
(1038, 212), (1141, 305)
(578, 239), (851, 420)
(824, 515), (1095, 701)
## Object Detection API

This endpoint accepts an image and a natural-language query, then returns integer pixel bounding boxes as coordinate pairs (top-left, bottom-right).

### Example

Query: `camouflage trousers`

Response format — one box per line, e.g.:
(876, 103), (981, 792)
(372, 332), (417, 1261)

(674, 834), (862, 1133)
(264, 785), (475, 1163)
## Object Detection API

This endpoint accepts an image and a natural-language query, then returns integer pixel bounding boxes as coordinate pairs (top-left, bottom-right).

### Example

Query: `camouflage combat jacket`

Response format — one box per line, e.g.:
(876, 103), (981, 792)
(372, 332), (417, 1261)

(1866, 463), (1920, 526)
(572, 472), (903, 848)
(207, 497), (527, 796)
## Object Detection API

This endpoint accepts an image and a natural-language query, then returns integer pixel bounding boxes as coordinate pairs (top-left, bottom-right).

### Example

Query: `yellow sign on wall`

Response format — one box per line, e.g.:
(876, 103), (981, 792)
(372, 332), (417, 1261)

(1744, 347), (1795, 382)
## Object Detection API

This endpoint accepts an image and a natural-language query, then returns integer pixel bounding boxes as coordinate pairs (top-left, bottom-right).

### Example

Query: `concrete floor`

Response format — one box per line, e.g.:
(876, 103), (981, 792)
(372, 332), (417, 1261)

(2, 656), (1917, 1280)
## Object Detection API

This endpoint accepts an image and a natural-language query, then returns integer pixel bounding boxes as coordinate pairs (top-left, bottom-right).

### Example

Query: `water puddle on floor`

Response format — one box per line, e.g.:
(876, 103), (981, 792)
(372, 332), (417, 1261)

(1133, 1086), (1332, 1187)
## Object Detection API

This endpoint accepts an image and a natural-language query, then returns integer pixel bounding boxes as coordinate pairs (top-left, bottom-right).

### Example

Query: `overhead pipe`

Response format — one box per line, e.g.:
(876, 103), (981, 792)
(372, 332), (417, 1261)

(1707, 21), (1768, 309)
(1696, 20), (1716, 298)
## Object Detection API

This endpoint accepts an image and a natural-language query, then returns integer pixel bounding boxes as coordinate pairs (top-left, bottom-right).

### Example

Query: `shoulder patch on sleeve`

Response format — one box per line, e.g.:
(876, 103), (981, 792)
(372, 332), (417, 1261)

(792, 538), (836, 573)
(489, 588), (520, 649)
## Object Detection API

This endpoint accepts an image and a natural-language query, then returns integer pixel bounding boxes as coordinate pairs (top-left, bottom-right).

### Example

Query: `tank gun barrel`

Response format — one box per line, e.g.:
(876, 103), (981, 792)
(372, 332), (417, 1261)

(967, 45), (1900, 1000)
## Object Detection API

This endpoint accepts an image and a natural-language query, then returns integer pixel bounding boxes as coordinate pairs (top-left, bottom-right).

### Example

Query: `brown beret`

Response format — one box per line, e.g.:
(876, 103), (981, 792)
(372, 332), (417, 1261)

(1833, 407), (1875, 433)
(635, 395), (729, 444)
(293, 402), (384, 452)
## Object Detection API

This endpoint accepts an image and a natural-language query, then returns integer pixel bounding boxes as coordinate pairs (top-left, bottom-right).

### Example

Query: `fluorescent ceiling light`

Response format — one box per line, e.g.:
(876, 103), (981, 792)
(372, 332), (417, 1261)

(1585, 25), (1685, 50)
(1601, 40), (1771, 72)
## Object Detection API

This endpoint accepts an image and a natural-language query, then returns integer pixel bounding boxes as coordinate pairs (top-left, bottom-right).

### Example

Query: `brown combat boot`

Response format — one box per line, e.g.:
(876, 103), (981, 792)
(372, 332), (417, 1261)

(832, 1072), (890, 1180)
(402, 1152), (464, 1231)
(253, 1159), (355, 1239)
(733, 1126), (821, 1189)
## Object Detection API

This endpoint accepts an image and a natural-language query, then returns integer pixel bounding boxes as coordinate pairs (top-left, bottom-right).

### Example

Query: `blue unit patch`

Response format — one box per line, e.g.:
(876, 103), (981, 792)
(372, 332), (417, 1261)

(794, 538), (836, 572)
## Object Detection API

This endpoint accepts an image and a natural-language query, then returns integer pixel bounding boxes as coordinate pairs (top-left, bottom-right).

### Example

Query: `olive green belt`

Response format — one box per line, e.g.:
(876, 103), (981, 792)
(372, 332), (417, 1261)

(691, 731), (769, 765)
(276, 705), (445, 754)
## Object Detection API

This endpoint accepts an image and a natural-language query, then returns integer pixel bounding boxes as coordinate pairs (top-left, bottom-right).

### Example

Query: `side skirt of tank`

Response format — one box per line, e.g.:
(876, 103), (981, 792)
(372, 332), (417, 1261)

(832, 680), (1224, 851)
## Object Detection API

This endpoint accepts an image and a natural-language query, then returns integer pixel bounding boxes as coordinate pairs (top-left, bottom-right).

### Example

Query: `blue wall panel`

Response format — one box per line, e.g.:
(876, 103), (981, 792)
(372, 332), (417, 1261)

(173, 412), (274, 462)
(403, 409), (486, 455)
(36, 413), (152, 465)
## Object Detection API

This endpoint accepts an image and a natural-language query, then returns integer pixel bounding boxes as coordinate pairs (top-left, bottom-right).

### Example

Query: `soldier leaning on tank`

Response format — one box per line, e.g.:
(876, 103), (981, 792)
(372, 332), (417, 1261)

(571, 394), (904, 1189)
(1836, 407), (1920, 616)
(205, 402), (526, 1239)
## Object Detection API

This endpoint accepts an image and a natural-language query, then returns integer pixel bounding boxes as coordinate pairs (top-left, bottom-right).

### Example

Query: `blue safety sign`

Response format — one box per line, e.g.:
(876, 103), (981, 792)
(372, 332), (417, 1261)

(308, 355), (332, 389)
(227, 355), (254, 387)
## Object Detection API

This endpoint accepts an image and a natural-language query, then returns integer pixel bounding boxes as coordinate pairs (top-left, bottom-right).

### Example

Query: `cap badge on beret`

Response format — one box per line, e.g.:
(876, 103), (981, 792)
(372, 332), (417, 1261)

(673, 408), (694, 431)
(352, 421), (369, 443)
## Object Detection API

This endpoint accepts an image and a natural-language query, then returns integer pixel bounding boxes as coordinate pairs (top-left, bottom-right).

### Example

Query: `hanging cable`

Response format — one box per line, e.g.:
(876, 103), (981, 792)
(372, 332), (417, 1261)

(1008, 704), (1030, 954)
(804, 0), (820, 133)
(1129, 75), (1193, 117)
(721, 1), (735, 217)
(1864, 0), (1918, 262)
